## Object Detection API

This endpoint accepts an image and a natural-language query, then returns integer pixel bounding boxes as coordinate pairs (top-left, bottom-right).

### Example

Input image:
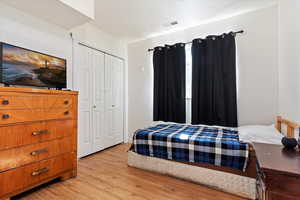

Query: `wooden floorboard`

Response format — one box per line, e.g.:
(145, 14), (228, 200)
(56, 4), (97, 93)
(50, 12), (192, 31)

(14, 144), (247, 200)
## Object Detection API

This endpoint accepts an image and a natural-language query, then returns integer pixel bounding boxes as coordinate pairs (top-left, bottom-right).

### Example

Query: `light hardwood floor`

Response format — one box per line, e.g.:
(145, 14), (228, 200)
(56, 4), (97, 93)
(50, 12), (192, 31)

(14, 144), (246, 200)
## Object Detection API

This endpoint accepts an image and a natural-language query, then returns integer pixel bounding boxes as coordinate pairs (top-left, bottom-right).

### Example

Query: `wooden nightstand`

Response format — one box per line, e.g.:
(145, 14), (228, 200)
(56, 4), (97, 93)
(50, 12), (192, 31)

(253, 142), (300, 200)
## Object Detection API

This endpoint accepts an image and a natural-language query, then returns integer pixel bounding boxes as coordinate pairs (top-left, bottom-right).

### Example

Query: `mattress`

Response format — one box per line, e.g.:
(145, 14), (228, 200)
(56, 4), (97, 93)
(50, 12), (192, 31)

(129, 123), (282, 200)
(133, 123), (249, 171)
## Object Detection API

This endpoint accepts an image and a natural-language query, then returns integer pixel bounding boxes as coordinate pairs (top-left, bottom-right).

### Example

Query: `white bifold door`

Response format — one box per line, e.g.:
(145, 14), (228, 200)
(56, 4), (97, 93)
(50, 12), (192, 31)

(74, 44), (124, 158)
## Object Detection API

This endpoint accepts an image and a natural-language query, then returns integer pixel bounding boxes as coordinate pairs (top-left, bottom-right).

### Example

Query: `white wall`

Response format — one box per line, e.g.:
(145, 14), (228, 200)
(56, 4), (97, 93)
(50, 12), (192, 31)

(127, 6), (279, 138)
(0, 3), (74, 88)
(0, 3), (129, 141)
(71, 23), (127, 58)
(278, 0), (300, 123)
(0, 3), (127, 86)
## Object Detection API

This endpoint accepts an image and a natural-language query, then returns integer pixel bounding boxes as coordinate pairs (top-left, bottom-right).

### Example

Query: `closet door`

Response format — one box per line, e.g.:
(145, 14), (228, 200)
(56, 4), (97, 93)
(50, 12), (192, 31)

(104, 55), (114, 148)
(104, 55), (124, 148)
(91, 50), (106, 152)
(75, 44), (124, 157)
(74, 45), (93, 158)
(111, 57), (124, 144)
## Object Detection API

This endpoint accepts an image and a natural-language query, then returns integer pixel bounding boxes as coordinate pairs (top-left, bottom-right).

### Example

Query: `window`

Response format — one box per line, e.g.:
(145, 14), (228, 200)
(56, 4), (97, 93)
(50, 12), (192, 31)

(185, 43), (239, 124)
(186, 44), (192, 99)
(186, 44), (192, 123)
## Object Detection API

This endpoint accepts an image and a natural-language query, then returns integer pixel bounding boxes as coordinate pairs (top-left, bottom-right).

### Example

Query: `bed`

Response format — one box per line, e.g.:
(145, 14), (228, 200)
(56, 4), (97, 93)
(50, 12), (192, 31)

(128, 116), (299, 199)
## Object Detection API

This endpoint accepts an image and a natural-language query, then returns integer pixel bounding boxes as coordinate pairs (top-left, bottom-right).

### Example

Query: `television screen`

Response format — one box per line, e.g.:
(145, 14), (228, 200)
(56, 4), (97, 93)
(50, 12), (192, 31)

(0, 43), (66, 88)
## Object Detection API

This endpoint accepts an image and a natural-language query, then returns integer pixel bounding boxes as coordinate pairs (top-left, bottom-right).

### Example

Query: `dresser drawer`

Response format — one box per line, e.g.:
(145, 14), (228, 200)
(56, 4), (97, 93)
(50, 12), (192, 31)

(42, 120), (75, 143)
(0, 119), (75, 150)
(44, 96), (74, 109)
(0, 94), (43, 110)
(43, 108), (76, 121)
(0, 153), (74, 197)
(0, 109), (44, 125)
(0, 94), (74, 110)
(0, 137), (73, 172)
(38, 153), (74, 181)
(0, 108), (75, 125)
(265, 173), (300, 196)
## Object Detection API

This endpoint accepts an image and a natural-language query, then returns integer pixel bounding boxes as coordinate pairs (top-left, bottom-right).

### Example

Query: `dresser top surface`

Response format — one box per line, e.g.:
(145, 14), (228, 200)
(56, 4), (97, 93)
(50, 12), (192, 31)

(253, 142), (300, 176)
(0, 86), (78, 95)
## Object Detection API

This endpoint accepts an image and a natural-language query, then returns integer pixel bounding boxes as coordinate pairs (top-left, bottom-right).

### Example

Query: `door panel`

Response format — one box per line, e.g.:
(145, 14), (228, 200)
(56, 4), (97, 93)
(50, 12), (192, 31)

(111, 57), (124, 144)
(105, 55), (124, 147)
(74, 45), (93, 158)
(104, 55), (115, 148)
(92, 50), (105, 152)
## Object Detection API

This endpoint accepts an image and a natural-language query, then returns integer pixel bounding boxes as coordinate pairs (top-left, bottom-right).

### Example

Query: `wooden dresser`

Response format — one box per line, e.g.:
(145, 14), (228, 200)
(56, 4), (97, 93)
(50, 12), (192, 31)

(254, 142), (300, 200)
(0, 87), (78, 200)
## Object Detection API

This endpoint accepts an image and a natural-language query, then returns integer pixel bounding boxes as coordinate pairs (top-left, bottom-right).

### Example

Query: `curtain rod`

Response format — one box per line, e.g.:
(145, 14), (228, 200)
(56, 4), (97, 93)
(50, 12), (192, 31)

(147, 30), (244, 52)
(78, 42), (125, 61)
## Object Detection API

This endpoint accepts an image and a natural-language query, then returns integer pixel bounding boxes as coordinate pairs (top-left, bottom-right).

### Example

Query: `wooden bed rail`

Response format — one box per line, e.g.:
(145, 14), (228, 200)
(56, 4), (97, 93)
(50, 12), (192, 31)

(276, 116), (300, 137)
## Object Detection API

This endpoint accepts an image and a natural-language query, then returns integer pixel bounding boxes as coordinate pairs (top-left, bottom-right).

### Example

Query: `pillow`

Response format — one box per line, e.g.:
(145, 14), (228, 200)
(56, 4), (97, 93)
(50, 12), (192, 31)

(238, 124), (283, 145)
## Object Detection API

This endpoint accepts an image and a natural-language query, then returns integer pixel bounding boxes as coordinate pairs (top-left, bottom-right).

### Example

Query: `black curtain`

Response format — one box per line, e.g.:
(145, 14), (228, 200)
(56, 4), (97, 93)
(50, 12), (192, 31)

(153, 43), (186, 123)
(191, 33), (238, 127)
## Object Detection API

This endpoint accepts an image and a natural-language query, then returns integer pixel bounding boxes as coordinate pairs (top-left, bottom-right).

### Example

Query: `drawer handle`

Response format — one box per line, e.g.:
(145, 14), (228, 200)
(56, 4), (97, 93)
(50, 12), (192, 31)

(64, 111), (69, 115)
(64, 100), (69, 105)
(2, 114), (10, 119)
(32, 130), (49, 136)
(32, 167), (49, 176)
(2, 100), (9, 105)
(31, 148), (49, 156)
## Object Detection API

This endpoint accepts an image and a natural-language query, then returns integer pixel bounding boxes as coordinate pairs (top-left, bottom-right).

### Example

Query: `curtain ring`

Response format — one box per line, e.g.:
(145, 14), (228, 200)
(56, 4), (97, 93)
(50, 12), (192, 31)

(198, 40), (202, 43)
(181, 44), (184, 47)
(159, 47), (162, 51)
(212, 37), (216, 40)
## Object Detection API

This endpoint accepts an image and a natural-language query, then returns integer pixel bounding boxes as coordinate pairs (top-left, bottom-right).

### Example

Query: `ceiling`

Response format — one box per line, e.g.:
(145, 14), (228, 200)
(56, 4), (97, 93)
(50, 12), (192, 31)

(93, 0), (277, 41)
(0, 0), (91, 29)
(1, 0), (277, 41)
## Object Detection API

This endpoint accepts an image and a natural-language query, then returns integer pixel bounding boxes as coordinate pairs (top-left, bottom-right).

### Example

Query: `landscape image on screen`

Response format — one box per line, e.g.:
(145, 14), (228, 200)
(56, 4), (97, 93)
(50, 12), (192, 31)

(2, 43), (66, 88)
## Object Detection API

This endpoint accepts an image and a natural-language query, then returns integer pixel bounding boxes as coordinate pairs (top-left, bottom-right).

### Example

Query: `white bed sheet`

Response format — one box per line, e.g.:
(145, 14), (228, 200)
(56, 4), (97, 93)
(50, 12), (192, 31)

(238, 124), (283, 145)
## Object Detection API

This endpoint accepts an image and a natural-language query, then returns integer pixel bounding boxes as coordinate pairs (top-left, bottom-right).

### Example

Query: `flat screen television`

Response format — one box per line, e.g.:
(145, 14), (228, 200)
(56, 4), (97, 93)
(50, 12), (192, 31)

(0, 42), (66, 89)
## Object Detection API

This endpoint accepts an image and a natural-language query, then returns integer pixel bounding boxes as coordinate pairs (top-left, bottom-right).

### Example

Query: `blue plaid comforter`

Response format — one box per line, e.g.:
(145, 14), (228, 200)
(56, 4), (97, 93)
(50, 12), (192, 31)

(133, 123), (249, 171)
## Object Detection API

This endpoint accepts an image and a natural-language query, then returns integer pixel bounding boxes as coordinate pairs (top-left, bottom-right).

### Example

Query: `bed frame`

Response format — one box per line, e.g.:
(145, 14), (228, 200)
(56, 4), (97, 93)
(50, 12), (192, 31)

(276, 116), (300, 137)
(128, 117), (299, 200)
